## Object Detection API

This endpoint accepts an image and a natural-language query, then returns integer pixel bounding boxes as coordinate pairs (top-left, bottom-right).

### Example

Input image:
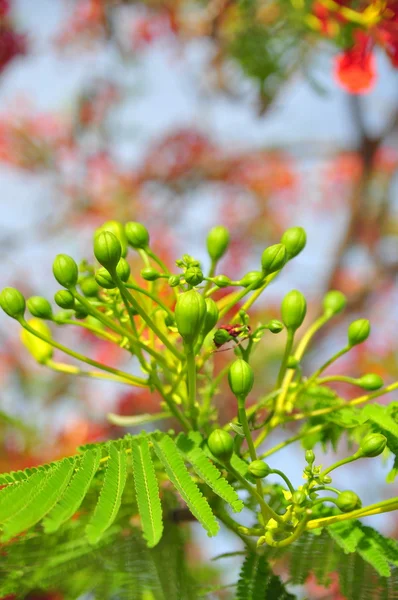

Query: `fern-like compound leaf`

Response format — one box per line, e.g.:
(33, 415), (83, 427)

(152, 434), (219, 537)
(1, 458), (76, 541)
(362, 404), (398, 438)
(131, 436), (163, 548)
(0, 468), (50, 523)
(43, 448), (101, 533)
(236, 553), (295, 600)
(236, 552), (256, 600)
(176, 433), (244, 513)
(86, 443), (127, 544)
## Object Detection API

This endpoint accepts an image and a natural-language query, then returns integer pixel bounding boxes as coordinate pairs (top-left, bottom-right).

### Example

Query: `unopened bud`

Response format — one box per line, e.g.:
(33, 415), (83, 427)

(202, 298), (219, 335)
(228, 359), (254, 402)
(212, 275), (231, 288)
(248, 460), (271, 479)
(125, 221), (149, 250)
(281, 290), (307, 331)
(357, 374), (384, 391)
(80, 277), (99, 297)
(185, 266), (204, 286)
(54, 290), (75, 309)
(348, 319), (370, 347)
(323, 290), (347, 316)
(261, 243), (287, 275)
(207, 429), (234, 461)
(175, 290), (206, 346)
(94, 231), (121, 271)
(116, 258), (131, 282)
(95, 220), (128, 257)
(0, 287), (26, 320)
(53, 255), (78, 289)
(359, 433), (387, 458)
(267, 319), (283, 333)
(95, 268), (116, 289)
(27, 296), (53, 320)
(239, 271), (264, 290)
(336, 491), (361, 512)
(280, 227), (306, 259)
(305, 450), (315, 465)
(141, 267), (162, 281)
(168, 275), (180, 287)
(206, 226), (230, 262)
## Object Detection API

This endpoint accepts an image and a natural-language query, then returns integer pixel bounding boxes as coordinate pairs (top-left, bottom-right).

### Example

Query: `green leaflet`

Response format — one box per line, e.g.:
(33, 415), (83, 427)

(152, 434), (219, 537)
(236, 553), (256, 600)
(86, 443), (128, 544)
(43, 448), (101, 533)
(0, 468), (49, 522)
(131, 437), (163, 548)
(176, 433), (244, 513)
(236, 553), (295, 600)
(328, 520), (365, 553)
(362, 404), (398, 438)
(1, 458), (76, 541)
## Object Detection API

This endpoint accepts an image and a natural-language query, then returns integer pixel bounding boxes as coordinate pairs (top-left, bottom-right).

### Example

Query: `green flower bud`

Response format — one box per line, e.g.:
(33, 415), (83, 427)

(281, 290), (307, 331)
(202, 297), (219, 336)
(321, 475), (332, 484)
(74, 303), (89, 320)
(336, 491), (361, 512)
(207, 429), (234, 461)
(248, 460), (271, 479)
(79, 277), (99, 297)
(0, 287), (26, 320)
(359, 433), (387, 458)
(95, 268), (116, 289)
(323, 290), (347, 316)
(261, 243), (287, 275)
(53, 310), (73, 324)
(287, 356), (299, 369)
(305, 450), (315, 465)
(27, 296), (53, 320)
(239, 271), (264, 290)
(21, 318), (53, 364)
(212, 275), (231, 288)
(185, 266), (204, 286)
(357, 374), (384, 391)
(96, 220), (127, 257)
(267, 319), (284, 334)
(53, 254), (79, 289)
(168, 275), (180, 287)
(213, 328), (232, 347)
(206, 225), (230, 262)
(125, 221), (150, 250)
(228, 359), (254, 402)
(292, 490), (306, 505)
(141, 267), (162, 281)
(94, 231), (121, 271)
(348, 319), (370, 347)
(280, 226), (307, 259)
(116, 258), (131, 282)
(54, 290), (75, 309)
(175, 290), (206, 346)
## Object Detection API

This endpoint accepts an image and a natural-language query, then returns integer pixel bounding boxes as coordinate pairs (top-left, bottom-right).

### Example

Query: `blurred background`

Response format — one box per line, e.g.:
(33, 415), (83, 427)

(0, 1), (397, 598)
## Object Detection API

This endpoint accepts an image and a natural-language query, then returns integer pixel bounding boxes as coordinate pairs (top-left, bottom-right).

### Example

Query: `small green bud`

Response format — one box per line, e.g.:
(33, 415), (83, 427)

(359, 433), (387, 458)
(206, 225), (230, 262)
(305, 450), (315, 465)
(286, 356), (299, 369)
(213, 328), (232, 347)
(261, 243), (287, 275)
(336, 491), (361, 512)
(202, 297), (219, 335)
(21, 318), (53, 364)
(79, 277), (99, 297)
(321, 475), (332, 484)
(228, 359), (254, 402)
(96, 220), (128, 257)
(0, 287), (26, 320)
(53, 254), (79, 289)
(185, 266), (204, 286)
(53, 310), (73, 324)
(248, 460), (271, 479)
(239, 271), (264, 289)
(207, 429), (234, 461)
(357, 374), (384, 391)
(267, 319), (284, 334)
(74, 303), (89, 319)
(323, 290), (347, 316)
(175, 290), (206, 345)
(280, 227), (306, 259)
(27, 296), (53, 320)
(212, 275), (231, 288)
(281, 290), (307, 331)
(116, 258), (131, 282)
(292, 490), (306, 505)
(168, 275), (180, 287)
(347, 319), (370, 347)
(94, 231), (121, 271)
(54, 290), (75, 309)
(141, 267), (162, 281)
(125, 221), (150, 250)
(95, 268), (116, 289)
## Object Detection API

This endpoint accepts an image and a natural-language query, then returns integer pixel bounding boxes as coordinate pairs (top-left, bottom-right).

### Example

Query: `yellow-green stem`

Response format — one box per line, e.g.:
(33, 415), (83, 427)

(186, 348), (198, 430)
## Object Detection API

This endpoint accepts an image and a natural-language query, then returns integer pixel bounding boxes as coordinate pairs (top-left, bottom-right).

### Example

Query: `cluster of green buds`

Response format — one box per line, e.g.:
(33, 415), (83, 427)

(1, 220), (396, 551)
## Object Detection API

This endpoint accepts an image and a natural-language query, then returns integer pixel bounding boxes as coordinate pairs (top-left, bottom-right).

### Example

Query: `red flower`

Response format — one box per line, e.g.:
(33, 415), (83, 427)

(334, 33), (376, 94)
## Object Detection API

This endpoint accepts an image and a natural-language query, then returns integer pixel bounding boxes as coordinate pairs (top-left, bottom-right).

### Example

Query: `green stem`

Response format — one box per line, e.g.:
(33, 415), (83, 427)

(61, 319), (120, 344)
(124, 282), (173, 318)
(311, 496), (340, 507)
(270, 469), (295, 495)
(186, 348), (198, 430)
(276, 328), (295, 390)
(321, 453), (361, 477)
(238, 405), (257, 462)
(107, 412), (170, 426)
(264, 513), (310, 548)
(258, 424), (326, 458)
(46, 359), (139, 385)
(306, 497), (398, 530)
(19, 319), (148, 388)
(218, 281), (259, 320)
(317, 375), (359, 386)
(304, 346), (350, 389)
